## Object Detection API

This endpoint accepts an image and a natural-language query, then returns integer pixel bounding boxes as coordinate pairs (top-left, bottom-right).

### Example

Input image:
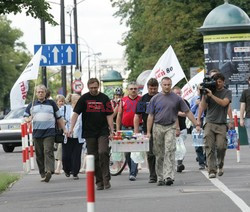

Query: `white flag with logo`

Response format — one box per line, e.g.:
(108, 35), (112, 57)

(142, 45), (186, 95)
(10, 47), (42, 110)
(181, 70), (205, 102)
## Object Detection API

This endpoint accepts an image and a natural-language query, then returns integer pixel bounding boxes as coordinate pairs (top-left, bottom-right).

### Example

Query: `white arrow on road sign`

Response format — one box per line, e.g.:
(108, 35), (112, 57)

(66, 46), (73, 63)
(52, 46), (59, 63)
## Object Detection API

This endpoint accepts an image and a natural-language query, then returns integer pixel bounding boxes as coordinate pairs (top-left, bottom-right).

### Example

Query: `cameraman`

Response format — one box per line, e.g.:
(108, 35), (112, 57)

(200, 73), (232, 179)
(197, 69), (234, 128)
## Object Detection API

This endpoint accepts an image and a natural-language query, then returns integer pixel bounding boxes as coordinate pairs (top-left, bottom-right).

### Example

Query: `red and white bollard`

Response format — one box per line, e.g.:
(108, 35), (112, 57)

(233, 109), (240, 163)
(21, 123), (27, 172)
(28, 124), (35, 170)
(23, 123), (30, 172)
(86, 155), (95, 212)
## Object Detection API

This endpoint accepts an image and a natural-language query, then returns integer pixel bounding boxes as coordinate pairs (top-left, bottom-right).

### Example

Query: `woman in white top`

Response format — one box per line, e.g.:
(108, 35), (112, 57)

(62, 93), (85, 180)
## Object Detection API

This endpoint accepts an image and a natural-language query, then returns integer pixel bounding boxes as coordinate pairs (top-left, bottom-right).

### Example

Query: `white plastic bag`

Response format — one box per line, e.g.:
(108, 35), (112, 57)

(175, 136), (187, 161)
(131, 152), (145, 163)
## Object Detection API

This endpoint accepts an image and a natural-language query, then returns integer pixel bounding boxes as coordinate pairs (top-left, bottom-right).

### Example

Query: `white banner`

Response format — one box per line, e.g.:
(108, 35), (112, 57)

(142, 45), (186, 95)
(181, 70), (205, 102)
(10, 47), (42, 110)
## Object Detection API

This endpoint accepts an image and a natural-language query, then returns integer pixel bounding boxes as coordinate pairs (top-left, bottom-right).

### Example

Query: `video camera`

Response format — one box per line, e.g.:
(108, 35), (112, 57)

(200, 75), (216, 95)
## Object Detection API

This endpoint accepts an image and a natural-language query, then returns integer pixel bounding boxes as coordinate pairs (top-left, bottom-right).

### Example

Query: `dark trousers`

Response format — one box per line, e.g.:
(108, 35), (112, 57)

(62, 138), (83, 176)
(34, 136), (55, 177)
(195, 146), (206, 165)
(147, 135), (157, 180)
(86, 135), (110, 186)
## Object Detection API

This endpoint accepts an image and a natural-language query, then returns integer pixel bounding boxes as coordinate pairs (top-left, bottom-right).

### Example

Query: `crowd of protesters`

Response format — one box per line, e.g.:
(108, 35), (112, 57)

(25, 68), (250, 189)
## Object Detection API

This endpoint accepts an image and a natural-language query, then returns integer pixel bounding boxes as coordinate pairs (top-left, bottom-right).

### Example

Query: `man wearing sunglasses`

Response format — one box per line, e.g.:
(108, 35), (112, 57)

(116, 82), (142, 181)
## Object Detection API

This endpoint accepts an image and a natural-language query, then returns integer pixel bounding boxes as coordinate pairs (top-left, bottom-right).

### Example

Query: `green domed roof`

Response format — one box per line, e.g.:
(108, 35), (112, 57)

(101, 70), (123, 82)
(200, 2), (250, 32)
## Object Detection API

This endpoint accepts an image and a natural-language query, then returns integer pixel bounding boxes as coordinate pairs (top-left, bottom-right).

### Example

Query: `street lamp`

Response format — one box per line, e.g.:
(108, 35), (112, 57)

(66, 5), (74, 92)
(88, 52), (102, 79)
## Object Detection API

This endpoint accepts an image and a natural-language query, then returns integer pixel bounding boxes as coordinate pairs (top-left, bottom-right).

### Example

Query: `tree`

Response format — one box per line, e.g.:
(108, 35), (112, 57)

(0, 0), (56, 25)
(111, 0), (250, 82)
(0, 16), (31, 110)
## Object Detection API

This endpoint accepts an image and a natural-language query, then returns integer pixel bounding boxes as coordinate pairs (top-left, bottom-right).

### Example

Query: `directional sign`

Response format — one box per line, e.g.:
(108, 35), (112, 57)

(72, 80), (84, 93)
(34, 44), (76, 66)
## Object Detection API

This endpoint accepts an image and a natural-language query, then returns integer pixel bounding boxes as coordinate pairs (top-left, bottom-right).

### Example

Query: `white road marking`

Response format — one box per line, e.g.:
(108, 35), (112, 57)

(201, 170), (250, 212)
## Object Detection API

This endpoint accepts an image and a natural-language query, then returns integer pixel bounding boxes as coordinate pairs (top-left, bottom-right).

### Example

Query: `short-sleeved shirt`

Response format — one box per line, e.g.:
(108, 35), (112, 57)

(206, 88), (232, 124)
(24, 99), (61, 138)
(135, 93), (154, 132)
(240, 88), (250, 118)
(147, 92), (189, 126)
(73, 92), (113, 138)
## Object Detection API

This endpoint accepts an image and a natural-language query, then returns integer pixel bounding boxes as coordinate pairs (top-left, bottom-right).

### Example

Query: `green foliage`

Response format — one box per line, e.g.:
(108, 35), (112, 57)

(0, 172), (19, 193)
(111, 0), (250, 82)
(0, 0), (57, 25)
(0, 16), (31, 110)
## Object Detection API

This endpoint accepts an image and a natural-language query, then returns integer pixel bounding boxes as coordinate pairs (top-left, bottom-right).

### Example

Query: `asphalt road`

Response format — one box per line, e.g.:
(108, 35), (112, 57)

(0, 136), (250, 212)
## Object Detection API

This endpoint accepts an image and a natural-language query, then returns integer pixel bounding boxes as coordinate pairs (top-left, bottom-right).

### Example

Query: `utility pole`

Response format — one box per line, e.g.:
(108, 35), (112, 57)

(40, 19), (47, 87)
(61, 0), (67, 96)
(73, 0), (79, 70)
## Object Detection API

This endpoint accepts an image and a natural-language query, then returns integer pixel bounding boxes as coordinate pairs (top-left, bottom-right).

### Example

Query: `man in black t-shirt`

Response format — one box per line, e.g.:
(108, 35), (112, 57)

(134, 78), (159, 183)
(69, 78), (114, 190)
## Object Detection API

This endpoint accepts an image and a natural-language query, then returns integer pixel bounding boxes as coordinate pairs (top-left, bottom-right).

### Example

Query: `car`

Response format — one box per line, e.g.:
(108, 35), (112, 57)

(0, 106), (26, 153)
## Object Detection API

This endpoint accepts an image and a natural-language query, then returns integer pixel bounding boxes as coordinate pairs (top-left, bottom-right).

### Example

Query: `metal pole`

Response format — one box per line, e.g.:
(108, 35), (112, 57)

(69, 10), (73, 93)
(73, 0), (79, 70)
(40, 19), (47, 87)
(61, 0), (67, 96)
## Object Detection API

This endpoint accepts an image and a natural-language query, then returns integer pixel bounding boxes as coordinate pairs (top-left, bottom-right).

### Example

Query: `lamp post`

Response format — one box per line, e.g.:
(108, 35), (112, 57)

(66, 5), (74, 93)
(87, 52), (102, 79)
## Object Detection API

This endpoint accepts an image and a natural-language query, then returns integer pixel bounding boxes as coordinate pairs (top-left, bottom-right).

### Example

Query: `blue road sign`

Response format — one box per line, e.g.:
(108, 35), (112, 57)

(34, 44), (76, 66)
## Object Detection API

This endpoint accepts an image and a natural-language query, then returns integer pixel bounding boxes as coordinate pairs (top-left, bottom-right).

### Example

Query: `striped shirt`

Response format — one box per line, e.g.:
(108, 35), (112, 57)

(24, 99), (61, 138)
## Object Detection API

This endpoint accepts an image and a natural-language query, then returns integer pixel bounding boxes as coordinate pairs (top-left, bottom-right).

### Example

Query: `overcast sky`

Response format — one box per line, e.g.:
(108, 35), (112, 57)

(8, 0), (127, 60)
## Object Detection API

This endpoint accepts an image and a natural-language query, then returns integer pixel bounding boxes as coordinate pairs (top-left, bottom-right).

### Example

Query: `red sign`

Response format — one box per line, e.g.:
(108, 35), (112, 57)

(72, 80), (84, 93)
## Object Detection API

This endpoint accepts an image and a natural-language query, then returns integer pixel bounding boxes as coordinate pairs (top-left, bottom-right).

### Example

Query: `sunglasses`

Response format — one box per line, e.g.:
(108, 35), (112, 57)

(129, 88), (138, 90)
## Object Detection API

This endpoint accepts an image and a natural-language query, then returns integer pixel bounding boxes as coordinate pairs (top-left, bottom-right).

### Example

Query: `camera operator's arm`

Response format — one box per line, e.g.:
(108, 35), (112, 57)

(205, 88), (230, 107)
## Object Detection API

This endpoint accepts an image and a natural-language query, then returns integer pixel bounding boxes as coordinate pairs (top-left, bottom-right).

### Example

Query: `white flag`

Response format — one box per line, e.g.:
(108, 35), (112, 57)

(142, 45), (186, 95)
(10, 47), (42, 110)
(181, 70), (205, 102)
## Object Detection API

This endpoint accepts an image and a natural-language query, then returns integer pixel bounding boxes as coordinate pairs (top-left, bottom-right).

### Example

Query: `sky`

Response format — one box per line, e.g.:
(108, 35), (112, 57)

(8, 0), (127, 60)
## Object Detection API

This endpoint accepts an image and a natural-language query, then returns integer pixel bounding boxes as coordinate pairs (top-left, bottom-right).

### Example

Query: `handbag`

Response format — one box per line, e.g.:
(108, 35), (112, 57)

(54, 105), (66, 144)
(55, 124), (64, 143)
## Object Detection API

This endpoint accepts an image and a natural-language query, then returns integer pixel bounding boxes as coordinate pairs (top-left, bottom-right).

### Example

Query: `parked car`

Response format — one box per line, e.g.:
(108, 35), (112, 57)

(0, 107), (26, 152)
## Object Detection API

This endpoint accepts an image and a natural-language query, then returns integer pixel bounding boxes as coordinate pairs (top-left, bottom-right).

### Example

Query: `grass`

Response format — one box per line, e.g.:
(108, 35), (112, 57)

(0, 172), (20, 193)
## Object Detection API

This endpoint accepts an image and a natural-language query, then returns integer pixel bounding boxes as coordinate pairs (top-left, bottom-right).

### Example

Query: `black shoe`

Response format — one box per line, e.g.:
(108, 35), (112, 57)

(177, 164), (185, 173)
(73, 174), (79, 180)
(104, 181), (111, 189)
(96, 184), (104, 190)
(44, 171), (52, 183)
(157, 180), (165, 186)
(165, 178), (174, 186)
(148, 179), (157, 183)
(65, 172), (70, 177)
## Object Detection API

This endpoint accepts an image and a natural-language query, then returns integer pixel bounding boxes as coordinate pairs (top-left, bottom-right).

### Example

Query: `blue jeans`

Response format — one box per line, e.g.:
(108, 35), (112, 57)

(122, 126), (138, 177)
(195, 146), (206, 165)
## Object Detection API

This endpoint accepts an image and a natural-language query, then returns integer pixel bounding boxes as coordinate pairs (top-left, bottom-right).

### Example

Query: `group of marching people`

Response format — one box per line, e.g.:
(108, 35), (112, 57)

(25, 68), (245, 189)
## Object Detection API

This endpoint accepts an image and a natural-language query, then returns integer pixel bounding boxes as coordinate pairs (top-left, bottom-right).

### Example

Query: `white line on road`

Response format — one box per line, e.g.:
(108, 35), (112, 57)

(201, 170), (250, 212)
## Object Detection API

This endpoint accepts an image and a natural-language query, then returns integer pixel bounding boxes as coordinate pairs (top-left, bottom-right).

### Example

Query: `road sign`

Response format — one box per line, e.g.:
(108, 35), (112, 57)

(34, 44), (76, 66)
(72, 80), (84, 93)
